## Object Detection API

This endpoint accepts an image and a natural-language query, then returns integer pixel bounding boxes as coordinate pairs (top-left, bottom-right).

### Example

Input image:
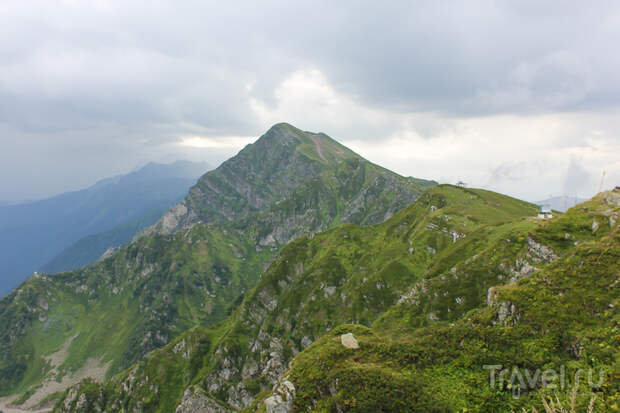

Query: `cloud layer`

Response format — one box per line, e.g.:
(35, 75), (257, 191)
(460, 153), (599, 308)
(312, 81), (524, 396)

(1, 0), (619, 201)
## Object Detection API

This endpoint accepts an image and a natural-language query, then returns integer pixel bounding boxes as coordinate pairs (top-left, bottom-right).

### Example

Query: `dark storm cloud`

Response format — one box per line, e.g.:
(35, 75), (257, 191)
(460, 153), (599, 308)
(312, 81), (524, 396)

(0, 0), (619, 199)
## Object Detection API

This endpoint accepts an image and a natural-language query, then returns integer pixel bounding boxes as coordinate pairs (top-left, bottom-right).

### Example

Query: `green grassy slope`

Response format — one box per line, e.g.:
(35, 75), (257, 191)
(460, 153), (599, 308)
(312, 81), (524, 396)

(262, 190), (620, 412)
(0, 223), (272, 396)
(54, 185), (591, 413)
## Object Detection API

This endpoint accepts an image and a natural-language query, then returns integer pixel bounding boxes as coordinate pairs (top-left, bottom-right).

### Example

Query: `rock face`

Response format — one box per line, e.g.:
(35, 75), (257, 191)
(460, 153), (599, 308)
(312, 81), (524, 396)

(175, 386), (230, 413)
(97, 246), (120, 262)
(156, 201), (194, 235)
(526, 236), (558, 263)
(340, 333), (360, 349)
(264, 378), (296, 413)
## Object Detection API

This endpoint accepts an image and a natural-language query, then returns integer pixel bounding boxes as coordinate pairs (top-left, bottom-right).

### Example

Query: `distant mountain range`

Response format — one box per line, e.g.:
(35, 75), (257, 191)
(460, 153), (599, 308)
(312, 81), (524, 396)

(39, 208), (169, 275)
(0, 199), (37, 207)
(536, 195), (588, 212)
(0, 160), (210, 295)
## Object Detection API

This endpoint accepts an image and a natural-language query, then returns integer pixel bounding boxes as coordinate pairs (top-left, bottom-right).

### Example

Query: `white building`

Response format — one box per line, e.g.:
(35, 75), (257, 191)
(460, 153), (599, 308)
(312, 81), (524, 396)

(537, 205), (552, 219)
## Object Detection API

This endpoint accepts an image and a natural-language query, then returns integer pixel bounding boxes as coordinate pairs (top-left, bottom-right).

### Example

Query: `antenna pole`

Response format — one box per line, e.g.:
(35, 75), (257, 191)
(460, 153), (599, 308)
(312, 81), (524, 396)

(598, 170), (606, 193)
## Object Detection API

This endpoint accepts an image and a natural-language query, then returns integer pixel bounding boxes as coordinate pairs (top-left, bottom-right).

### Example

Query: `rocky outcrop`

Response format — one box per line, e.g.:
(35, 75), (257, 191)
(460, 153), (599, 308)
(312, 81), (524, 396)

(340, 333), (360, 349)
(526, 236), (558, 263)
(175, 386), (230, 413)
(264, 378), (296, 413)
(508, 257), (539, 284)
(97, 246), (119, 262)
(151, 201), (195, 235)
(496, 301), (519, 326)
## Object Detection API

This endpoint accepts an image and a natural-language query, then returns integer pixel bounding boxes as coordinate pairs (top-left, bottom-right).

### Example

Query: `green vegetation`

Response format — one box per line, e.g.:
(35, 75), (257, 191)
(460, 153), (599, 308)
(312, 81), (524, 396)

(0, 123), (432, 404)
(6, 124), (617, 413)
(53, 185), (618, 413)
(269, 190), (620, 412)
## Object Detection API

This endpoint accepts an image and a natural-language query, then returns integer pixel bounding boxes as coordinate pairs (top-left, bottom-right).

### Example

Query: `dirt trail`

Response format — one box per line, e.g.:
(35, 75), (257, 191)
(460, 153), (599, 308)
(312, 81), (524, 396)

(20, 357), (110, 410)
(2, 334), (110, 412)
(308, 134), (326, 162)
(0, 396), (51, 413)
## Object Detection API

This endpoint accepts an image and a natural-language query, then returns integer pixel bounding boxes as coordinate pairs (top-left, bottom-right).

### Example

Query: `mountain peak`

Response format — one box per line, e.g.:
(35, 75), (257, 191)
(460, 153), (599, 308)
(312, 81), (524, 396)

(254, 122), (306, 148)
(145, 124), (434, 235)
(252, 122), (360, 165)
(265, 121), (297, 133)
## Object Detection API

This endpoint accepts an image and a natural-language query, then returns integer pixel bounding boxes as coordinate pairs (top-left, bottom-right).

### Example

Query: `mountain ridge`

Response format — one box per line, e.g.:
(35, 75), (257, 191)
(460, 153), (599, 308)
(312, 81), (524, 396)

(0, 123), (434, 406)
(52, 187), (618, 412)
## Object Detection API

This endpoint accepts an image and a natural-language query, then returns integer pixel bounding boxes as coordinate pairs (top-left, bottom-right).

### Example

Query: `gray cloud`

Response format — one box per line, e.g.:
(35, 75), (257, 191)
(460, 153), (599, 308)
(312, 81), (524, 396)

(271, 0), (620, 114)
(0, 0), (619, 200)
(488, 161), (545, 186)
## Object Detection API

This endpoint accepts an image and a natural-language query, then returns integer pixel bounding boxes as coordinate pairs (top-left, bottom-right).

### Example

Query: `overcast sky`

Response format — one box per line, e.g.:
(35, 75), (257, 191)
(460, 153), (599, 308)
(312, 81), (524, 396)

(1, 0), (619, 202)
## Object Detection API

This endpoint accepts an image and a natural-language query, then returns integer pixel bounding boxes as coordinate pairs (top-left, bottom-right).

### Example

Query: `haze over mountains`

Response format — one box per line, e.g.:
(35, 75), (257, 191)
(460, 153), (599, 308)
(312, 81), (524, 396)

(536, 195), (589, 212)
(0, 160), (210, 296)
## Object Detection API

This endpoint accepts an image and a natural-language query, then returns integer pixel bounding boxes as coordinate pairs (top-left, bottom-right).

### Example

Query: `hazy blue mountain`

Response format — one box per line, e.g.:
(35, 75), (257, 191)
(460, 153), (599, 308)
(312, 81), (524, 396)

(0, 160), (210, 296)
(39, 207), (168, 274)
(536, 195), (588, 212)
(0, 200), (36, 206)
